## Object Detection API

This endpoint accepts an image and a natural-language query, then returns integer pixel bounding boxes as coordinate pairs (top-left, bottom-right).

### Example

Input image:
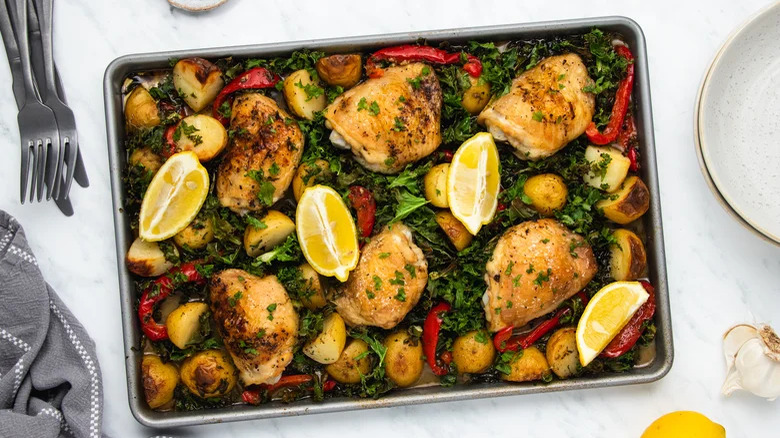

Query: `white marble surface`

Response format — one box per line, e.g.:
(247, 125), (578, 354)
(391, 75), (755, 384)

(1, 0), (778, 436)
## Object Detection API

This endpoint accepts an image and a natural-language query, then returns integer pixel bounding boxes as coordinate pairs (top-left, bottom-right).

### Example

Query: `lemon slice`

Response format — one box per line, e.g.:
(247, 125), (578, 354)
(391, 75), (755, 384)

(296, 185), (359, 282)
(446, 132), (500, 235)
(576, 281), (650, 366)
(139, 151), (209, 242)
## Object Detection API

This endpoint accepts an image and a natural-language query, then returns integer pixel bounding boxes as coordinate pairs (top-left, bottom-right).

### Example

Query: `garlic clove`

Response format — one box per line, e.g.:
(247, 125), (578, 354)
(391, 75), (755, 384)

(723, 324), (759, 369)
(759, 325), (780, 362)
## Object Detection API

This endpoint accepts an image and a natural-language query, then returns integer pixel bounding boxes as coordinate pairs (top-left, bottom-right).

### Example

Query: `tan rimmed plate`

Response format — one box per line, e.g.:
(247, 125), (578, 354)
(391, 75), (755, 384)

(696, 2), (780, 245)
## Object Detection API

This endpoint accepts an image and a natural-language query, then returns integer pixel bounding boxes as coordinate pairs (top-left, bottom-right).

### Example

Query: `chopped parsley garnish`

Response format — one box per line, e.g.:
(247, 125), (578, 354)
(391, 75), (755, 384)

(366, 289), (376, 299)
(404, 263), (417, 279)
(533, 268), (553, 286)
(295, 80), (324, 101)
(269, 162), (280, 177)
(504, 261), (515, 276)
(379, 252), (391, 259)
(245, 215), (267, 230)
(526, 264), (535, 274)
(373, 275), (383, 290)
(266, 303), (277, 320)
(392, 117), (406, 132)
(228, 291), (243, 307)
(532, 111), (544, 122)
(394, 287), (406, 302)
(369, 101), (380, 116)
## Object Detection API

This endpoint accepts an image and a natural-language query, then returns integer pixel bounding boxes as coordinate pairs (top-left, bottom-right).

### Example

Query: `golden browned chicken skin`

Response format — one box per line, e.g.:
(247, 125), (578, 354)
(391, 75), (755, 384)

(209, 269), (298, 385)
(325, 63), (442, 174)
(217, 93), (303, 214)
(478, 54), (595, 160)
(483, 219), (597, 332)
(334, 224), (428, 329)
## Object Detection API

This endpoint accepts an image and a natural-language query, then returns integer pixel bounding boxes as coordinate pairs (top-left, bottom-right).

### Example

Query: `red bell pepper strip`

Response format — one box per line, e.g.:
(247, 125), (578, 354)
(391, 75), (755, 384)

(600, 281), (656, 358)
(241, 375), (336, 405)
(440, 149), (454, 163)
(348, 186), (376, 240)
(494, 292), (589, 353)
(366, 45), (482, 79)
(585, 45), (635, 145)
(627, 147), (639, 172)
(211, 67), (280, 125)
(138, 262), (204, 341)
(616, 113), (639, 171)
(162, 124), (178, 158)
(422, 302), (452, 376)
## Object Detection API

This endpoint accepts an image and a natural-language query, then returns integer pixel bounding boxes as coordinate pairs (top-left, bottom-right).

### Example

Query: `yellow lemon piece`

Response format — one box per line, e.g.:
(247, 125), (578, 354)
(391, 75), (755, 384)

(641, 411), (726, 438)
(296, 185), (359, 282)
(139, 151), (209, 242)
(446, 132), (500, 235)
(575, 281), (649, 366)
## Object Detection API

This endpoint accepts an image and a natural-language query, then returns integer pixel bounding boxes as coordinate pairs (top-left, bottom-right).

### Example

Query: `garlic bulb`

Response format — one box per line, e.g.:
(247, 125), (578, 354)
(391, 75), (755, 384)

(722, 324), (780, 400)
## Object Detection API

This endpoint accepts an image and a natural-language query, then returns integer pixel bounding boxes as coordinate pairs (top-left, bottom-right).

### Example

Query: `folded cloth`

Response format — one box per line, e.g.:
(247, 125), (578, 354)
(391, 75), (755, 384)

(0, 210), (105, 438)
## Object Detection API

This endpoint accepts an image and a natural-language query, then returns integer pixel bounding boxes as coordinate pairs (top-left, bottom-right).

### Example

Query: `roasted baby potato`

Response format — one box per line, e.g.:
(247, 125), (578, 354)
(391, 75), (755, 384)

(292, 159), (331, 201)
(141, 355), (179, 409)
(546, 327), (580, 379)
(125, 86), (160, 131)
(434, 210), (473, 251)
(303, 313), (347, 364)
(384, 330), (424, 388)
(174, 217), (214, 250)
(315, 54), (362, 89)
(243, 211), (296, 257)
(583, 146), (631, 192)
(610, 229), (647, 281)
(424, 163), (449, 208)
(452, 330), (495, 374)
(129, 147), (163, 174)
(166, 302), (209, 349)
(283, 69), (327, 120)
(174, 114), (228, 162)
(180, 350), (237, 398)
(523, 173), (568, 216)
(597, 176), (650, 225)
(324, 338), (372, 384)
(126, 237), (174, 277)
(501, 346), (551, 382)
(462, 76), (491, 115)
(172, 57), (224, 112)
(299, 263), (327, 309)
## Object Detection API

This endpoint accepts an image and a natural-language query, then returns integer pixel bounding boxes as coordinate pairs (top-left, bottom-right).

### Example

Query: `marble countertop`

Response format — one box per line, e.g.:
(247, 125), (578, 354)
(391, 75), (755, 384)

(1, 0), (779, 436)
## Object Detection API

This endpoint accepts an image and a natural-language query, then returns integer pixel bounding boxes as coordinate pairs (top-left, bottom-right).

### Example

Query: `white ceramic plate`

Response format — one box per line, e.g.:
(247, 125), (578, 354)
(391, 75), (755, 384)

(698, 2), (780, 244)
(168, 0), (227, 12)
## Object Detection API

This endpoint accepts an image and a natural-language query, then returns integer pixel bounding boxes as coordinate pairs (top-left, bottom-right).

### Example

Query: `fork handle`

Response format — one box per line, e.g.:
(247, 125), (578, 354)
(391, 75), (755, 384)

(9, 0), (38, 101)
(31, 0), (55, 93)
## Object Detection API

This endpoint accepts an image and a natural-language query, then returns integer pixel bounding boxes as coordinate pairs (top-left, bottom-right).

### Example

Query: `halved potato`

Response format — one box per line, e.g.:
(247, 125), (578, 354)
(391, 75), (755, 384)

(384, 330), (424, 388)
(173, 217), (214, 250)
(434, 210), (473, 251)
(597, 176), (650, 225)
(546, 327), (580, 379)
(172, 57), (224, 112)
(315, 54), (362, 89)
(424, 163), (449, 208)
(129, 147), (163, 174)
(325, 338), (372, 384)
(303, 313), (347, 364)
(583, 146), (631, 192)
(292, 159), (331, 201)
(243, 210), (296, 257)
(125, 87), (160, 130)
(174, 114), (228, 162)
(299, 263), (327, 309)
(166, 302), (209, 349)
(610, 229), (647, 281)
(126, 237), (174, 277)
(523, 173), (568, 217)
(501, 346), (551, 382)
(452, 330), (495, 374)
(462, 76), (491, 115)
(283, 69), (326, 120)
(180, 350), (237, 398)
(141, 355), (179, 409)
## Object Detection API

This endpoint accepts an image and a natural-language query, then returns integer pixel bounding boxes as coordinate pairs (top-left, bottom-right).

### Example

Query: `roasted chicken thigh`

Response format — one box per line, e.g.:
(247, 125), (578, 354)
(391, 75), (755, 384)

(483, 219), (597, 332)
(217, 93), (303, 214)
(209, 269), (298, 385)
(478, 54), (595, 160)
(325, 63), (442, 174)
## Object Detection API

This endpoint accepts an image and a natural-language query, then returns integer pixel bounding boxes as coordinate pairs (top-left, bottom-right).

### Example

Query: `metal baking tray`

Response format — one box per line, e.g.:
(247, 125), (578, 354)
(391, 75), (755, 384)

(104, 16), (672, 428)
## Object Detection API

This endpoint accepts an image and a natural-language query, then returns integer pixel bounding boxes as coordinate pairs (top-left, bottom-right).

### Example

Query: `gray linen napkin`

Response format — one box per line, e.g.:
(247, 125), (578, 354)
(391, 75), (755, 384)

(0, 210), (105, 438)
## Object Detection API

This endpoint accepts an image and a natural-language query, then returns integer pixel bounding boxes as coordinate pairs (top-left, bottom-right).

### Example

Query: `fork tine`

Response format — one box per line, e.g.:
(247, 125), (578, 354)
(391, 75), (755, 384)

(20, 139), (31, 204)
(35, 138), (46, 202)
(44, 136), (57, 200)
(52, 135), (64, 198)
(59, 138), (77, 200)
(27, 140), (37, 203)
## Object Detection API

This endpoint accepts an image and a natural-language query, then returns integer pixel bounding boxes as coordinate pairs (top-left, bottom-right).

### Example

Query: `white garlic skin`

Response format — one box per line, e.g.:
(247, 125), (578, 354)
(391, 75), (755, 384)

(722, 324), (780, 401)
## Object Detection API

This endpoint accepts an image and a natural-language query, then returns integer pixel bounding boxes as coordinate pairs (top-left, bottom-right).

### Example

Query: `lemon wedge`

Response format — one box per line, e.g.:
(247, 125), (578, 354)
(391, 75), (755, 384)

(446, 132), (500, 235)
(296, 185), (359, 282)
(576, 281), (649, 366)
(139, 151), (209, 242)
